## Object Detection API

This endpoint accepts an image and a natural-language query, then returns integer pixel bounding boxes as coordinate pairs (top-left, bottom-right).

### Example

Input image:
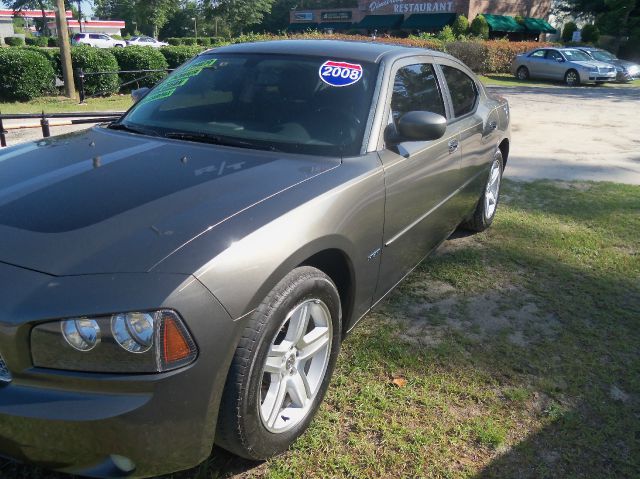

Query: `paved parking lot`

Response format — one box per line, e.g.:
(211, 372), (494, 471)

(3, 86), (640, 184)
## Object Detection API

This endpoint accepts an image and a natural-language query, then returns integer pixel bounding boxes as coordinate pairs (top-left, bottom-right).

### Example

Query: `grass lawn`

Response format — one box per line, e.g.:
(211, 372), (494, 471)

(480, 73), (640, 88)
(0, 95), (133, 114)
(2, 179), (639, 478)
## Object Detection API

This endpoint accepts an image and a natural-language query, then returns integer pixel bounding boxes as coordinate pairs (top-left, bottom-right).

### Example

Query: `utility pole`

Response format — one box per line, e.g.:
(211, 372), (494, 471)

(55, 0), (76, 100)
(76, 0), (83, 33)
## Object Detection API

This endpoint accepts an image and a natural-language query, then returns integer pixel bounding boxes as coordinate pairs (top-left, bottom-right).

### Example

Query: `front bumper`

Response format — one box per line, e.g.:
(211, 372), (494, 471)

(0, 263), (241, 477)
(585, 71), (617, 82)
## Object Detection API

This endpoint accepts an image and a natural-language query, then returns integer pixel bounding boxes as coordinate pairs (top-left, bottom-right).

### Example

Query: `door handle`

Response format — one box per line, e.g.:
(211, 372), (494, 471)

(488, 120), (498, 131)
(448, 139), (459, 154)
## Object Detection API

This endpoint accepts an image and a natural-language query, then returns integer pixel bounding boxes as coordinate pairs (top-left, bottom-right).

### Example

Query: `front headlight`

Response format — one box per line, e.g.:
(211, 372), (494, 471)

(31, 310), (197, 373)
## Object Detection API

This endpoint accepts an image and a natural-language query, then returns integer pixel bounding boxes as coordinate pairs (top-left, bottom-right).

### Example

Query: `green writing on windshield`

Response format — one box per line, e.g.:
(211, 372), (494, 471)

(140, 58), (218, 104)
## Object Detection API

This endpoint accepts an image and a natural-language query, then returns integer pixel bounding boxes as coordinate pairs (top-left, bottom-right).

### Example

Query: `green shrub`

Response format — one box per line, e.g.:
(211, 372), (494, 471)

(167, 37), (183, 46)
(437, 25), (456, 42)
(160, 45), (204, 69)
(452, 14), (469, 37)
(48, 37), (59, 47)
(470, 15), (489, 39)
(25, 36), (49, 47)
(4, 36), (25, 47)
(196, 37), (211, 46)
(111, 46), (168, 89)
(64, 46), (120, 96)
(581, 24), (600, 43)
(562, 22), (577, 42)
(20, 46), (58, 75)
(0, 48), (55, 100)
(182, 37), (197, 46)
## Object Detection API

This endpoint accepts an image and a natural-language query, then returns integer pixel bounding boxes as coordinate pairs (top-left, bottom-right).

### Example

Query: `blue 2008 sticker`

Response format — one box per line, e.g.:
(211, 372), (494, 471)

(319, 60), (363, 87)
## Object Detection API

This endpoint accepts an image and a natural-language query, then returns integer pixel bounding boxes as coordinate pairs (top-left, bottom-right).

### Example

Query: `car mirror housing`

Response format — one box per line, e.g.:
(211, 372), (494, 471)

(131, 87), (151, 103)
(387, 111), (447, 144)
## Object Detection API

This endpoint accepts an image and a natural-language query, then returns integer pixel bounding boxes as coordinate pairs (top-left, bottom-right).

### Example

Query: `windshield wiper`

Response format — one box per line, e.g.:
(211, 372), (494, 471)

(164, 132), (280, 152)
(108, 122), (160, 137)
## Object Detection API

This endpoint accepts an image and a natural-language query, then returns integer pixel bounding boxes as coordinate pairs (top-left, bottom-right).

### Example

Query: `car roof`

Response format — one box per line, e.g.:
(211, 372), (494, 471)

(208, 39), (456, 64)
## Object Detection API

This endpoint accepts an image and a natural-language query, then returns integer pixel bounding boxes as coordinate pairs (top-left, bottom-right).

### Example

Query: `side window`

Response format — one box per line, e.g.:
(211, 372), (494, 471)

(530, 50), (546, 58)
(89, 34), (101, 40)
(390, 63), (445, 127)
(546, 50), (562, 61)
(441, 65), (478, 118)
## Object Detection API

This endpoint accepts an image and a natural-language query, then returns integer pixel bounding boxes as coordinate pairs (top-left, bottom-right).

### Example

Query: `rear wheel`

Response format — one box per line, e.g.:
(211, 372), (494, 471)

(516, 66), (529, 81)
(565, 69), (580, 86)
(216, 267), (342, 460)
(462, 150), (503, 232)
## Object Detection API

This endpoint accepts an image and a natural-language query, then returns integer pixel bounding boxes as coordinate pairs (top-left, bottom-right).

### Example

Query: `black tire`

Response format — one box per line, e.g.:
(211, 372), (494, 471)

(216, 266), (342, 460)
(462, 150), (504, 232)
(565, 69), (580, 86)
(516, 66), (529, 81)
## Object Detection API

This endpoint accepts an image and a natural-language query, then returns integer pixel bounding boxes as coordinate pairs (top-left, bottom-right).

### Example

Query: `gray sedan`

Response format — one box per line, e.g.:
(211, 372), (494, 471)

(577, 46), (640, 82)
(0, 40), (510, 477)
(512, 47), (617, 85)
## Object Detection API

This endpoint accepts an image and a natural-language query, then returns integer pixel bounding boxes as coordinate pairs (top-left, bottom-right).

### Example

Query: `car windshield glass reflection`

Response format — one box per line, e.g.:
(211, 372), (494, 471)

(563, 50), (593, 62)
(591, 50), (616, 61)
(121, 54), (379, 156)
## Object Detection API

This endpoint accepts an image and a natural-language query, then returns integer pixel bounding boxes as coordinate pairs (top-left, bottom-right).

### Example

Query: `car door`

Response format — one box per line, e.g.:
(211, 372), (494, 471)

(541, 49), (565, 80)
(438, 61), (497, 211)
(525, 49), (548, 78)
(375, 58), (461, 298)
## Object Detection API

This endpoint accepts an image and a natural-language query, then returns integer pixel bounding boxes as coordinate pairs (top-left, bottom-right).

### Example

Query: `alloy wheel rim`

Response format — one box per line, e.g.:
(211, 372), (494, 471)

(567, 72), (578, 85)
(485, 158), (501, 220)
(259, 299), (332, 433)
(518, 68), (527, 80)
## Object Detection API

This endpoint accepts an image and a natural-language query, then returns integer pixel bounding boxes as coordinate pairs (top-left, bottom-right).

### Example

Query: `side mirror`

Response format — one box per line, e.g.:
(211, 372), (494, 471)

(386, 111), (447, 144)
(131, 87), (150, 103)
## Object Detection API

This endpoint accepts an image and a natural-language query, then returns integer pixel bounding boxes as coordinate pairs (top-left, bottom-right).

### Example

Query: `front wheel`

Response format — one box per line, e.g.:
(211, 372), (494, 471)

(565, 69), (580, 86)
(516, 66), (529, 81)
(216, 266), (342, 460)
(462, 150), (504, 232)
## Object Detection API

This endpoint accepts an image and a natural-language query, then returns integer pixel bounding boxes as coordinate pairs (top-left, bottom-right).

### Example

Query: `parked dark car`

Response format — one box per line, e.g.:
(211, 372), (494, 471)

(512, 47), (617, 85)
(576, 46), (640, 82)
(0, 40), (510, 478)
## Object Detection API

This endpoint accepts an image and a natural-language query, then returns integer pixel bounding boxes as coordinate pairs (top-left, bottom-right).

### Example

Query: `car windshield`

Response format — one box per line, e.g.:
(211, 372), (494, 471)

(120, 53), (379, 156)
(591, 50), (617, 61)
(562, 50), (593, 61)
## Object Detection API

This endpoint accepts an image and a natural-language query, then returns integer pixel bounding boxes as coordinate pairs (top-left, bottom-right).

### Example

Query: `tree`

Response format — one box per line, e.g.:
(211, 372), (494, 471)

(561, 21), (577, 42)
(94, 0), (176, 37)
(204, 0), (276, 34)
(581, 23), (600, 42)
(470, 14), (489, 39)
(3, 0), (54, 35)
(451, 14), (469, 37)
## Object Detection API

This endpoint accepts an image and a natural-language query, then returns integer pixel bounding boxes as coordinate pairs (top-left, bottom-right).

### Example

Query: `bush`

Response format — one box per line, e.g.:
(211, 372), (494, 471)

(437, 25), (456, 42)
(111, 46), (168, 89)
(4, 36), (25, 47)
(470, 15), (489, 39)
(182, 37), (197, 46)
(452, 14), (469, 37)
(63, 46), (120, 96)
(0, 48), (55, 100)
(445, 40), (488, 71)
(20, 46), (58, 74)
(167, 37), (182, 46)
(562, 22), (577, 42)
(196, 37), (211, 46)
(25, 36), (49, 47)
(209, 36), (224, 46)
(48, 37), (59, 47)
(160, 45), (204, 68)
(581, 24), (600, 43)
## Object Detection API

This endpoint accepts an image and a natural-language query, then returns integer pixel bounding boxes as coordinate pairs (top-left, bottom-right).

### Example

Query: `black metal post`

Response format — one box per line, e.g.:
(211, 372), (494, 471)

(76, 68), (86, 104)
(0, 113), (6, 148)
(40, 113), (51, 138)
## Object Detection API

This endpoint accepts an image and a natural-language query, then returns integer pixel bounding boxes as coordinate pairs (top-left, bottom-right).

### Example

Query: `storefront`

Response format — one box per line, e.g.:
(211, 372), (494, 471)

(289, 0), (556, 37)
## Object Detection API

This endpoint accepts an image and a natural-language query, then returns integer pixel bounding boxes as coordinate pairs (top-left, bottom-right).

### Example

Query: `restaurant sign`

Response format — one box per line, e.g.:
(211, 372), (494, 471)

(293, 12), (314, 21)
(364, 0), (455, 13)
(321, 11), (353, 21)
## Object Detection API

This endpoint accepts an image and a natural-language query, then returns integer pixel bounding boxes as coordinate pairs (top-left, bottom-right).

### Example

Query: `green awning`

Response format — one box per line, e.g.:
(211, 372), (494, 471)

(522, 17), (557, 34)
(318, 22), (353, 30)
(287, 23), (319, 32)
(483, 14), (525, 33)
(401, 13), (456, 30)
(357, 14), (404, 29)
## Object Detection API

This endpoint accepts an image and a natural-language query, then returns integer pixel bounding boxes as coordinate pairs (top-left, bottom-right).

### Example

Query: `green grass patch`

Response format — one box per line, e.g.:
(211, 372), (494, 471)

(0, 95), (132, 114)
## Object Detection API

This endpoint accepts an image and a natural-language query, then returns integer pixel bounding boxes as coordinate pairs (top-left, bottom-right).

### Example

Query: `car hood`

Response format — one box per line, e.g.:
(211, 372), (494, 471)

(571, 60), (615, 69)
(609, 59), (639, 69)
(0, 127), (339, 276)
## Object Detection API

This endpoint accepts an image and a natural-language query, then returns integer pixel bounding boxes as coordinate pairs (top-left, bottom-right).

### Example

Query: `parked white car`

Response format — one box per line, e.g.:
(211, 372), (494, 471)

(126, 36), (169, 48)
(71, 33), (126, 48)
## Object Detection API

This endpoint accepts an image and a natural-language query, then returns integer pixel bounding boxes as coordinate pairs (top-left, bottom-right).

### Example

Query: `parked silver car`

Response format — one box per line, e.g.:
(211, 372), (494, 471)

(576, 47), (640, 82)
(511, 47), (617, 86)
(126, 35), (169, 48)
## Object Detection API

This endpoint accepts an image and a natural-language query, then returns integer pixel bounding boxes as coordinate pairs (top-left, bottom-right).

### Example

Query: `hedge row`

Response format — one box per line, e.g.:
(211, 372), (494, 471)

(167, 37), (224, 47)
(0, 48), (55, 101)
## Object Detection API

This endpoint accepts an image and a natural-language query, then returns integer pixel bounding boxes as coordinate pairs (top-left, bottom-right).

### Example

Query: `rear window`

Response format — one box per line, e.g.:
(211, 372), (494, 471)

(73, 33), (85, 40)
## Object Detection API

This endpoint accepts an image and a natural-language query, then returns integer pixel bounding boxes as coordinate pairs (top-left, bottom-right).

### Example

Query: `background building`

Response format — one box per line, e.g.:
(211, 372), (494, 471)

(290, 0), (556, 38)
